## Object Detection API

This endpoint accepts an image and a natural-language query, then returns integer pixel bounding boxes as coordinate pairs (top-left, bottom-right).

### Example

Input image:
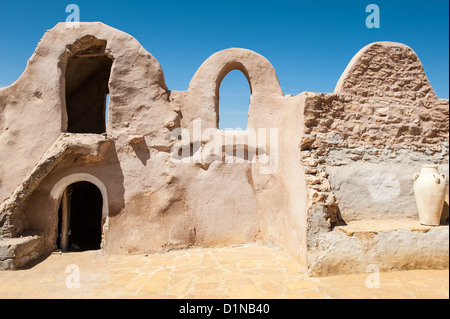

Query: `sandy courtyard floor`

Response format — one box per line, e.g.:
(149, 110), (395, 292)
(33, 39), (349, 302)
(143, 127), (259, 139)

(0, 243), (448, 299)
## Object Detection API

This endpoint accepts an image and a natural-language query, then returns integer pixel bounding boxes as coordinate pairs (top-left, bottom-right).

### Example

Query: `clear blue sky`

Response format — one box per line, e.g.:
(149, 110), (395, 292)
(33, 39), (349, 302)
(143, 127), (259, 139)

(0, 0), (448, 129)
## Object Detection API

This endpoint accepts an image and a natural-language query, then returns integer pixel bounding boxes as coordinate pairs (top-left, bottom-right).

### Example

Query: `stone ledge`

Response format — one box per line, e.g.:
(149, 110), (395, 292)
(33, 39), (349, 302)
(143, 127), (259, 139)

(335, 218), (449, 236)
(0, 232), (44, 270)
(307, 219), (449, 276)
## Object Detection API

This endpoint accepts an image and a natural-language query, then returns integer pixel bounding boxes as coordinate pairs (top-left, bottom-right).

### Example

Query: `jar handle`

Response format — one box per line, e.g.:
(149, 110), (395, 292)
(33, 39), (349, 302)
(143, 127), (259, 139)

(413, 173), (420, 181)
(433, 174), (441, 184)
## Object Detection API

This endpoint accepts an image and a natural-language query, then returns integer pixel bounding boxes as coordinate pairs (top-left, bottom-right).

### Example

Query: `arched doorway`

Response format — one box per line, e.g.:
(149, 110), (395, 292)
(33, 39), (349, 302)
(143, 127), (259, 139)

(57, 181), (103, 251)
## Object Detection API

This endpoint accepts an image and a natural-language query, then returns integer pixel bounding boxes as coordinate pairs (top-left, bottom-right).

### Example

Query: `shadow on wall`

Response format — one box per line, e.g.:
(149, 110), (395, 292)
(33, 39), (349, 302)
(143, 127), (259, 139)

(130, 138), (150, 166)
(24, 140), (126, 253)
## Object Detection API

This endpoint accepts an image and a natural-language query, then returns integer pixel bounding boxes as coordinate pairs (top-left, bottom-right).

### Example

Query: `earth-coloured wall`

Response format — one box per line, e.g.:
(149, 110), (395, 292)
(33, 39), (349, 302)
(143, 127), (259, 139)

(0, 24), (448, 274)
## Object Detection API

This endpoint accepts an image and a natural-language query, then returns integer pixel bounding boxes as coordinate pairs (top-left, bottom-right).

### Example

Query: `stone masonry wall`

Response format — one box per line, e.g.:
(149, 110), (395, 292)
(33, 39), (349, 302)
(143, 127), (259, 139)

(302, 42), (449, 260)
(335, 42), (438, 101)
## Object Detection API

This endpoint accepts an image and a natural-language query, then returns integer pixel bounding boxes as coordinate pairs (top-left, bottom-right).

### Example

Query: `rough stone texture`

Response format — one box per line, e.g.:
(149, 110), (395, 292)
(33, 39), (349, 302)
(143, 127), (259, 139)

(0, 25), (447, 275)
(308, 219), (449, 276)
(300, 89), (449, 222)
(335, 42), (438, 101)
(302, 42), (449, 275)
(0, 233), (44, 270)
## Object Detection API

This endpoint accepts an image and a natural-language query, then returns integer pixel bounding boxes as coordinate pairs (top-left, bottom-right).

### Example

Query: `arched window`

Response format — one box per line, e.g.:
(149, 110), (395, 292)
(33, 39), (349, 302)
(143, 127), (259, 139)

(218, 70), (251, 130)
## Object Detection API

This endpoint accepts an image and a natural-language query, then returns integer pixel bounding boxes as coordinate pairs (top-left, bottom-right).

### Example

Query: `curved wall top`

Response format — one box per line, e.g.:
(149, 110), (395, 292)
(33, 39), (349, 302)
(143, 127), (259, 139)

(334, 41), (438, 101)
(188, 48), (283, 98)
(0, 22), (171, 202)
(7, 22), (169, 100)
(185, 48), (284, 128)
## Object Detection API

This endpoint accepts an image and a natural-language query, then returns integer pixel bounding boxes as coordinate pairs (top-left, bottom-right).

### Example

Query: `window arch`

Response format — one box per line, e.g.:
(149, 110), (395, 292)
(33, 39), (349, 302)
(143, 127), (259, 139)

(218, 70), (251, 130)
(187, 48), (283, 130)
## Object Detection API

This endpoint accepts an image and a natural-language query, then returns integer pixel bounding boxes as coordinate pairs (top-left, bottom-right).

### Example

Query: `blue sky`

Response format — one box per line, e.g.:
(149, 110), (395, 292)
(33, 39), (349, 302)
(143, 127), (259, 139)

(0, 0), (448, 129)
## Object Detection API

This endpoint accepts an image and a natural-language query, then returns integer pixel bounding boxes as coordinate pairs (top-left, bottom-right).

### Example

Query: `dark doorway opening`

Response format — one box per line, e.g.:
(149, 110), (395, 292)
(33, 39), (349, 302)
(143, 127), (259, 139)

(57, 182), (103, 251)
(65, 54), (112, 134)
